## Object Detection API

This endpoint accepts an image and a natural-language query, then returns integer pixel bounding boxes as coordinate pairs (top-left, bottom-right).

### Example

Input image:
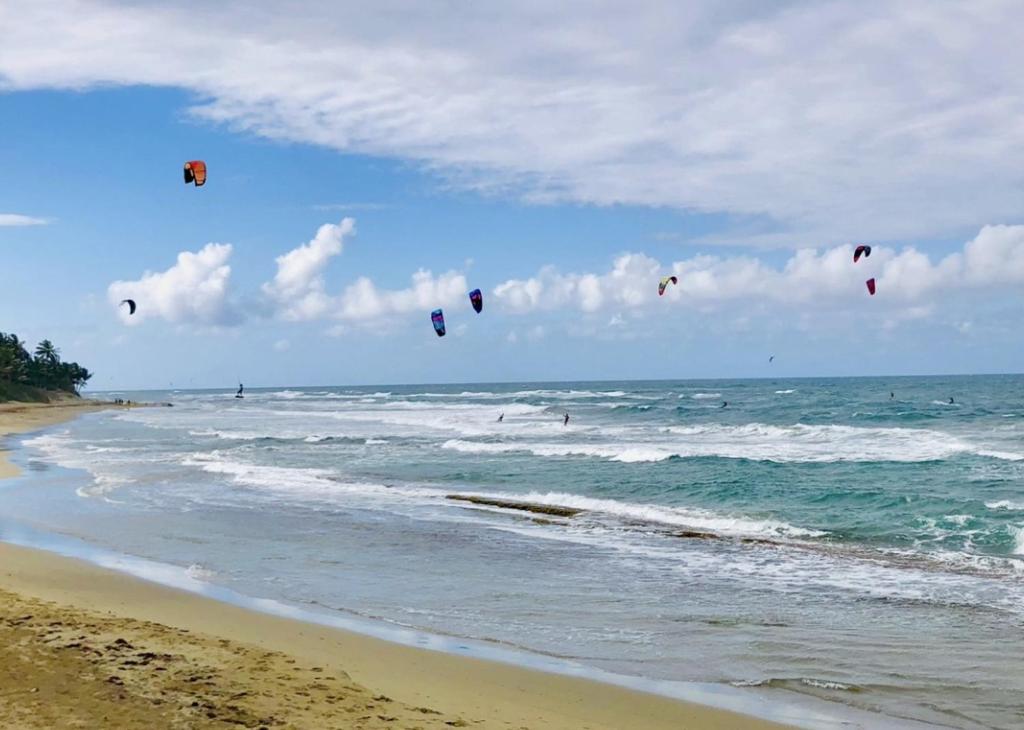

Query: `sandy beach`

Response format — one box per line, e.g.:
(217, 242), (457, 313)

(0, 403), (792, 729)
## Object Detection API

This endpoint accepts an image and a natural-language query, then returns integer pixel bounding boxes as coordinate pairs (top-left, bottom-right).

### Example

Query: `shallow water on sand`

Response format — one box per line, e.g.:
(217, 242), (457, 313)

(4, 375), (1024, 729)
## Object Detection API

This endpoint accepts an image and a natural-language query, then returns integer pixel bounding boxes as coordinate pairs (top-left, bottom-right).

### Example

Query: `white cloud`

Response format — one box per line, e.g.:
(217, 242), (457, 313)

(4, 2), (1024, 242)
(263, 218), (355, 320)
(108, 243), (236, 325)
(337, 269), (468, 321)
(0, 213), (49, 226)
(496, 254), (661, 314)
(262, 218), (467, 325)
(962, 224), (1024, 285)
(493, 225), (1024, 315)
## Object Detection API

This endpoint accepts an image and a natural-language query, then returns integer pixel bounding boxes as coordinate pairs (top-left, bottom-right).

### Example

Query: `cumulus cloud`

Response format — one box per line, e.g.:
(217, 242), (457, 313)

(262, 218), (355, 320)
(260, 217), (466, 324)
(496, 254), (660, 313)
(108, 243), (236, 325)
(4, 1), (1024, 242)
(493, 225), (1024, 314)
(337, 270), (468, 321)
(0, 213), (49, 226)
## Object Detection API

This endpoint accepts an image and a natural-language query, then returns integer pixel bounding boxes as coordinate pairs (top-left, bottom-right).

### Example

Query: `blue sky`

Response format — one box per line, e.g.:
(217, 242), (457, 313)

(2, 2), (1023, 388)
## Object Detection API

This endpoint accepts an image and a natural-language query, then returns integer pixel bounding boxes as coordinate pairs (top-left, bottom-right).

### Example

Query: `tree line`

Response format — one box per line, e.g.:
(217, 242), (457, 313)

(0, 332), (93, 394)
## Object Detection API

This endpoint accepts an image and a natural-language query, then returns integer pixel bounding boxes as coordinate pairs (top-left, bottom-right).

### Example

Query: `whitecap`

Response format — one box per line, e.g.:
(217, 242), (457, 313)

(986, 500), (1024, 511)
(186, 564), (216, 581)
(1010, 526), (1024, 556)
(800, 678), (854, 692)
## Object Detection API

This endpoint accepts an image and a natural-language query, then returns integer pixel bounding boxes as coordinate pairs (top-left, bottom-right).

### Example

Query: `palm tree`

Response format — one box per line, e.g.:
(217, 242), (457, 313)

(34, 339), (60, 365)
(1, 333), (31, 382)
(1, 332), (91, 396)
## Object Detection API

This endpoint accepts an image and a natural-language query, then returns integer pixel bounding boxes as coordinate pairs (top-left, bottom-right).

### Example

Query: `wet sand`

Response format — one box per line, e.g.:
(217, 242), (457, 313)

(0, 403), (794, 729)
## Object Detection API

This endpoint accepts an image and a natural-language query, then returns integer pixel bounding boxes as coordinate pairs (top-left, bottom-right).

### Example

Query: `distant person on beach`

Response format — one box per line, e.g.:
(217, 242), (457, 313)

(498, 412), (504, 423)
(563, 412), (570, 426)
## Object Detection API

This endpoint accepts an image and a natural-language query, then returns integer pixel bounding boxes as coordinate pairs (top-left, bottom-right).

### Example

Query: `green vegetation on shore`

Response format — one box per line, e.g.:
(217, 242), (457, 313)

(0, 333), (92, 401)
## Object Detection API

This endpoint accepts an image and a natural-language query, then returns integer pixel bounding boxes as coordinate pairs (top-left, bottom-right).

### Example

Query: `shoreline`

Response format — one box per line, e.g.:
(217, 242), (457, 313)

(0, 400), (123, 479)
(0, 403), (801, 729)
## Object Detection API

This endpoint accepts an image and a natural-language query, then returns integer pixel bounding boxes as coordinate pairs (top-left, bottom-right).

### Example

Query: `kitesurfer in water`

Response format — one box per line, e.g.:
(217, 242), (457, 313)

(949, 397), (955, 405)
(890, 392), (895, 399)
(563, 412), (570, 426)
(721, 401), (728, 408)
(498, 412), (504, 423)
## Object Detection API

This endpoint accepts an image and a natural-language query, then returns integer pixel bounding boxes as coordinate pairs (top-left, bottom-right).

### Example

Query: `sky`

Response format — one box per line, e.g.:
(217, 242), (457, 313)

(2, 0), (1023, 389)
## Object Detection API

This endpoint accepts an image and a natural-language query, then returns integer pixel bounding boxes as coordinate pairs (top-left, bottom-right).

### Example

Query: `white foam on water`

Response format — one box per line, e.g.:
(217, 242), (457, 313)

(175, 450), (824, 541)
(404, 389), (630, 400)
(775, 389), (796, 394)
(411, 391), (525, 399)
(179, 452), (439, 506)
(442, 421), (1021, 464)
(443, 439), (677, 463)
(133, 398), (566, 442)
(186, 563), (216, 581)
(942, 514), (973, 527)
(24, 432), (135, 498)
(907, 548), (1024, 577)
(689, 393), (722, 400)
(505, 490), (827, 539)
(977, 450), (1024, 461)
(254, 390), (394, 401)
(593, 402), (653, 410)
(1010, 526), (1024, 555)
(986, 500), (1024, 511)
(267, 389), (306, 399)
(800, 679), (854, 692)
(659, 423), (1020, 463)
(74, 475), (130, 499)
(189, 429), (271, 441)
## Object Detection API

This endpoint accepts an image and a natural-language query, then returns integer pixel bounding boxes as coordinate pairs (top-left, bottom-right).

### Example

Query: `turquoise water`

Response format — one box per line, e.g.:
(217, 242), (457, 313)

(3, 375), (1023, 728)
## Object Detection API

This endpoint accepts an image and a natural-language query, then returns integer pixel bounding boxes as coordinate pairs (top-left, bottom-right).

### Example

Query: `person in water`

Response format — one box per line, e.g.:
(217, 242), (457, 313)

(563, 412), (570, 426)
(949, 397), (955, 404)
(498, 412), (504, 423)
(891, 392), (894, 399)
(721, 401), (728, 408)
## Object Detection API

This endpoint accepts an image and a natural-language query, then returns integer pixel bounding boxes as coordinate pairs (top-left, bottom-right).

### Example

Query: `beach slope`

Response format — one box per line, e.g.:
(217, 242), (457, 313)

(0, 543), (792, 729)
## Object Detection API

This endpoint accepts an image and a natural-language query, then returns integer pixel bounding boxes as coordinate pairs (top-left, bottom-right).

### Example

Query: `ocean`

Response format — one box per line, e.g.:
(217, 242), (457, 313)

(2, 375), (1023, 729)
